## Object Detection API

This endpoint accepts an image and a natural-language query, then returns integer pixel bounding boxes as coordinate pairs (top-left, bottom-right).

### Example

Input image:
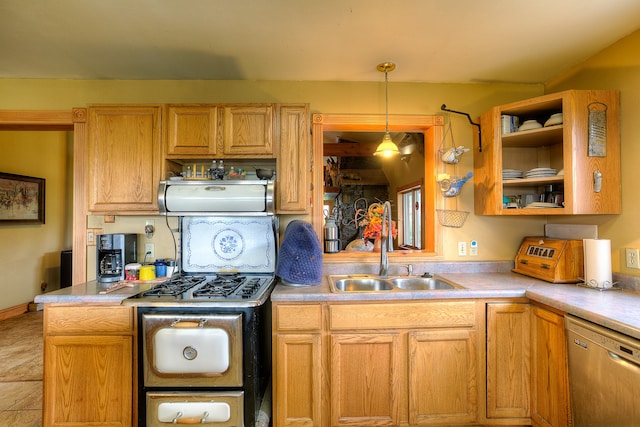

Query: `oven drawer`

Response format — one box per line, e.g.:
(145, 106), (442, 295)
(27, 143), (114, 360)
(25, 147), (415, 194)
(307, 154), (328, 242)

(143, 313), (243, 387)
(146, 391), (243, 426)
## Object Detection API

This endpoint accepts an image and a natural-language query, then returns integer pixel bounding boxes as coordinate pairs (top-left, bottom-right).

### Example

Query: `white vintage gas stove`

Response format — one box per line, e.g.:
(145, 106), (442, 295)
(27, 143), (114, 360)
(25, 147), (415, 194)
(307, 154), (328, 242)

(125, 180), (277, 427)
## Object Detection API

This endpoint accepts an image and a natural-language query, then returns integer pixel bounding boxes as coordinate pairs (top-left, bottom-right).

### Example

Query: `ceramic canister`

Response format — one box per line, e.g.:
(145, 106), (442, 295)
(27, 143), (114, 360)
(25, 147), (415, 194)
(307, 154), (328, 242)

(125, 263), (142, 280)
(139, 265), (156, 281)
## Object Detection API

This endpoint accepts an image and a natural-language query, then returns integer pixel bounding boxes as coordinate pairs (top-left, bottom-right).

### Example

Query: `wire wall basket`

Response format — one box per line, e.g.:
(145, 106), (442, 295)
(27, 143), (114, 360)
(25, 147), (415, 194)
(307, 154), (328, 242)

(436, 116), (471, 228)
(436, 208), (469, 228)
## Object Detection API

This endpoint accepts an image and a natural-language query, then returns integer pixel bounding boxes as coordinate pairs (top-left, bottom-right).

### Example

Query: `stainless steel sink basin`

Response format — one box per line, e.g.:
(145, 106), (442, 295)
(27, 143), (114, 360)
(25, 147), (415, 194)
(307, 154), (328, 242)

(328, 275), (461, 293)
(332, 278), (393, 292)
(390, 277), (456, 290)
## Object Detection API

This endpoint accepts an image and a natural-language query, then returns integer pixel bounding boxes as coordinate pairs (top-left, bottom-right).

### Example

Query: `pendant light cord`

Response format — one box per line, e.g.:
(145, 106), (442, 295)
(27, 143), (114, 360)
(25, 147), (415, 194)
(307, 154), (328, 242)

(385, 69), (389, 134)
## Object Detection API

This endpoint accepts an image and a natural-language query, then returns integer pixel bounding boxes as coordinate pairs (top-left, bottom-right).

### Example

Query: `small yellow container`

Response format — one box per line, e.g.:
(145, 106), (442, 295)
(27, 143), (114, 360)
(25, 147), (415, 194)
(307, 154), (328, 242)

(139, 265), (156, 281)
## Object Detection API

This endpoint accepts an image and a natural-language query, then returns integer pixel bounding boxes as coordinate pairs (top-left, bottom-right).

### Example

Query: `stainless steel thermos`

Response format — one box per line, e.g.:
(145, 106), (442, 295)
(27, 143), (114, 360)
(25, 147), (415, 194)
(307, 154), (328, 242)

(324, 217), (340, 253)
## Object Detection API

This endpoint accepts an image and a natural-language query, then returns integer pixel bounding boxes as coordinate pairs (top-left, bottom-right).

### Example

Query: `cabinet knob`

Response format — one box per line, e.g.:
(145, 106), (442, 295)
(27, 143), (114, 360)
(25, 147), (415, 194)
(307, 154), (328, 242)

(593, 170), (603, 193)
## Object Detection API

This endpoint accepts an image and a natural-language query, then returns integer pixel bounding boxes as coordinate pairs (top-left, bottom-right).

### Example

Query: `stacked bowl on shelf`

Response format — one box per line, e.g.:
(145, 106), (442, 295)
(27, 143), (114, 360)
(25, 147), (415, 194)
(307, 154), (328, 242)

(501, 112), (563, 134)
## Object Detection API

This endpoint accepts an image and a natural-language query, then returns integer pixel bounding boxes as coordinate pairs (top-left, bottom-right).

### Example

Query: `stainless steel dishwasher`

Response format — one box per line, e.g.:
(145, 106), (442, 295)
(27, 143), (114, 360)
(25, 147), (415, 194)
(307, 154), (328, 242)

(566, 315), (640, 426)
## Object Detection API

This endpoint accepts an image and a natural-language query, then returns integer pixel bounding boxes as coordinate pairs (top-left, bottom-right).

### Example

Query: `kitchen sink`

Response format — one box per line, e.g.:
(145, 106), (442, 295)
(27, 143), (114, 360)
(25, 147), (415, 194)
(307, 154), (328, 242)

(328, 275), (461, 293)
(390, 277), (456, 290)
(332, 278), (393, 292)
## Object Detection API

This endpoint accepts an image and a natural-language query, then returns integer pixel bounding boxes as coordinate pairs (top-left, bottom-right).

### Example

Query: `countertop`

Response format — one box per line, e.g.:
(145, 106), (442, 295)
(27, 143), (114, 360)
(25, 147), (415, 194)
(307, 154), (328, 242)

(35, 263), (640, 340)
(34, 280), (156, 304)
(272, 268), (640, 340)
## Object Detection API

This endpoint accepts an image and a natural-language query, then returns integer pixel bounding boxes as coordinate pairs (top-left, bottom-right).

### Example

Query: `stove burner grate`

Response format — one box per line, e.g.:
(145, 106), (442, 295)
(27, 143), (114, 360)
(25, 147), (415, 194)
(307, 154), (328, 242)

(135, 273), (275, 301)
(141, 276), (206, 297)
(193, 274), (247, 298)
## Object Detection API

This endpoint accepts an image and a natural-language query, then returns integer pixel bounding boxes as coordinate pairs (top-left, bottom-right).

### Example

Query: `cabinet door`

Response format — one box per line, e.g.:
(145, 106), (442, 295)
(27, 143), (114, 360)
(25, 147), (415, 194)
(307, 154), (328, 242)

(331, 333), (402, 426)
(43, 334), (133, 427)
(274, 333), (323, 427)
(409, 329), (478, 425)
(531, 306), (570, 427)
(88, 106), (161, 213)
(165, 105), (218, 156)
(222, 105), (274, 156)
(474, 90), (620, 216)
(486, 303), (531, 420)
(277, 104), (310, 213)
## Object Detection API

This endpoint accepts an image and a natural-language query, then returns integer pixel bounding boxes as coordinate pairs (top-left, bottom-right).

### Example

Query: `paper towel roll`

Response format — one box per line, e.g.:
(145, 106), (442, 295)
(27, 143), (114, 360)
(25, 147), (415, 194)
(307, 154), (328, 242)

(583, 239), (612, 288)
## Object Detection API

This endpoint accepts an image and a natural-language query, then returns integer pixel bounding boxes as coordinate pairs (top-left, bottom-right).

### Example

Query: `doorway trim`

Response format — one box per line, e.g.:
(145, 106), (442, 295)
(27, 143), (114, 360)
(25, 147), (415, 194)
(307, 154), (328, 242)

(0, 109), (87, 285)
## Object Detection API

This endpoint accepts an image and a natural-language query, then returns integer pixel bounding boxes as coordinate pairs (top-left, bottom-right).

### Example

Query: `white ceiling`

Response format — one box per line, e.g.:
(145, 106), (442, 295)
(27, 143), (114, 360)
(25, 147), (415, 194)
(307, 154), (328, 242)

(2, 0), (640, 83)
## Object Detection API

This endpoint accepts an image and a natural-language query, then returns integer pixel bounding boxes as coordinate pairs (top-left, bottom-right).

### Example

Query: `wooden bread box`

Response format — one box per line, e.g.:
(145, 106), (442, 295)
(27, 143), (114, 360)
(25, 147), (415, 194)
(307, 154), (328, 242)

(512, 236), (584, 283)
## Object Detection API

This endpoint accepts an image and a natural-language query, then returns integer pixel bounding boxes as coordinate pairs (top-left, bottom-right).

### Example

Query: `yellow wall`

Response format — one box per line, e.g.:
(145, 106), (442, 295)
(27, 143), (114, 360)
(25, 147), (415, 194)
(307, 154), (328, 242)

(0, 131), (72, 309)
(12, 64), (636, 303)
(545, 29), (640, 273)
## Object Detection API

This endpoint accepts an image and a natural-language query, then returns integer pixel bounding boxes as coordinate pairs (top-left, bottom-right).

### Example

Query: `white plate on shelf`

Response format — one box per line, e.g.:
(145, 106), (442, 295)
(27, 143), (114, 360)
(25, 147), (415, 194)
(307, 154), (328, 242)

(527, 168), (557, 172)
(525, 202), (562, 209)
(524, 168), (557, 178)
(524, 173), (557, 178)
(503, 172), (523, 177)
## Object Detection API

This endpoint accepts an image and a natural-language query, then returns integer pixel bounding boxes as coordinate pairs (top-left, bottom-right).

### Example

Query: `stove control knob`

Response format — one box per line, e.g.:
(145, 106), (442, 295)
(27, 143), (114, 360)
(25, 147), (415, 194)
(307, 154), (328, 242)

(182, 346), (198, 360)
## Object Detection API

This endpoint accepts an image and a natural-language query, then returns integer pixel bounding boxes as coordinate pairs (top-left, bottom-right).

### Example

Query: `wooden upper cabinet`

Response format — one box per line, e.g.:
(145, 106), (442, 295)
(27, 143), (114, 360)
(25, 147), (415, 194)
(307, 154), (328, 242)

(276, 104), (310, 213)
(165, 105), (218, 157)
(474, 90), (620, 215)
(86, 103), (308, 214)
(222, 105), (274, 157)
(87, 105), (162, 213)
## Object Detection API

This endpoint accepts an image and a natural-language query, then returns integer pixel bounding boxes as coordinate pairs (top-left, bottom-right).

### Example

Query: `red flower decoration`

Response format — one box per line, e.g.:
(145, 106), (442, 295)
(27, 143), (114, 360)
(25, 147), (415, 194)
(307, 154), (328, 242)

(359, 203), (397, 240)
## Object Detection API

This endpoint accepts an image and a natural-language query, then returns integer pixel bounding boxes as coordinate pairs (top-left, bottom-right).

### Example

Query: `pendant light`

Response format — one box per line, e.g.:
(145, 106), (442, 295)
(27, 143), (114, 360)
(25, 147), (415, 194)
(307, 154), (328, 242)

(374, 62), (400, 157)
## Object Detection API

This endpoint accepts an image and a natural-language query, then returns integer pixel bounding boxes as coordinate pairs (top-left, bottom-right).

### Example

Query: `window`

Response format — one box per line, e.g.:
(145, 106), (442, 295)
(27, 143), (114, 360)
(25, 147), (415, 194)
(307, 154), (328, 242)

(398, 183), (422, 249)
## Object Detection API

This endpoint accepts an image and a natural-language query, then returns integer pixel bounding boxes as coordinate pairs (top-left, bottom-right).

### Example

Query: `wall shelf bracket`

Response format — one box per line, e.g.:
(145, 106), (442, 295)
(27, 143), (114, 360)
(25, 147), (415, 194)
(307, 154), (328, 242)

(441, 104), (482, 152)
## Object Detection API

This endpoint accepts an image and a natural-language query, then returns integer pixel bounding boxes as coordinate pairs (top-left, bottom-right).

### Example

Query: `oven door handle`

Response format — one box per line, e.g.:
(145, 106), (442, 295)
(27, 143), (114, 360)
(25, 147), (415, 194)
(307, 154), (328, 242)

(172, 411), (211, 424)
(170, 319), (208, 328)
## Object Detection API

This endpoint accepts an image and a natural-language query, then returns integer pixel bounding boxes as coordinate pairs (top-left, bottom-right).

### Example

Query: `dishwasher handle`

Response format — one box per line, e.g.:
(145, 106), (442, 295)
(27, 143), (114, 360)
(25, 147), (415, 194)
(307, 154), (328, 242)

(608, 350), (640, 370)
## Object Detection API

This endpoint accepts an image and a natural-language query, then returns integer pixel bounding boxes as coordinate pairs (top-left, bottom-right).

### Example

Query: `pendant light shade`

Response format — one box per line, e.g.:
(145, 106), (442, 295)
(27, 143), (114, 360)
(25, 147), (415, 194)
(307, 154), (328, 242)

(375, 132), (400, 158)
(374, 62), (400, 157)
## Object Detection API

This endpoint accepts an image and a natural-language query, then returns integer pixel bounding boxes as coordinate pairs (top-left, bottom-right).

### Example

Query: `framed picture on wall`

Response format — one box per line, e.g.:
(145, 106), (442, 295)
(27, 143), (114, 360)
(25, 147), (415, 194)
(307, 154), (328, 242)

(0, 172), (45, 224)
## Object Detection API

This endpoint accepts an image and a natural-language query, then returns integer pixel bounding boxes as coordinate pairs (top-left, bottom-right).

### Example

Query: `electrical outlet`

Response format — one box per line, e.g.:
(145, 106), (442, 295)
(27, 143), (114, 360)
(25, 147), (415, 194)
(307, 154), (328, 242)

(145, 243), (155, 260)
(625, 248), (640, 269)
(470, 240), (478, 256)
(458, 241), (467, 256)
(86, 228), (103, 246)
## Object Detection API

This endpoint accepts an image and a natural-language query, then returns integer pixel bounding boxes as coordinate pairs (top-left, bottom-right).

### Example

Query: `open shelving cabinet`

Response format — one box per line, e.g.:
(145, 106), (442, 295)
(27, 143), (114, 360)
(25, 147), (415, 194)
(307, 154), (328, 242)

(474, 90), (620, 215)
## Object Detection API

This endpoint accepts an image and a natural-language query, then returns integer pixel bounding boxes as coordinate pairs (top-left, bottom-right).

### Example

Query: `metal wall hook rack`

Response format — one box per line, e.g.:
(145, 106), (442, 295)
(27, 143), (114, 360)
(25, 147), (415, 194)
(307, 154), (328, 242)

(441, 104), (482, 152)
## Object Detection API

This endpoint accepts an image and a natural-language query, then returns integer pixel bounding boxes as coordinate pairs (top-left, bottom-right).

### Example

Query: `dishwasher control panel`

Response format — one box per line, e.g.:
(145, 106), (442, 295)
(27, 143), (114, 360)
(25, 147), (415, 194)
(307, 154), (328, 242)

(566, 315), (640, 364)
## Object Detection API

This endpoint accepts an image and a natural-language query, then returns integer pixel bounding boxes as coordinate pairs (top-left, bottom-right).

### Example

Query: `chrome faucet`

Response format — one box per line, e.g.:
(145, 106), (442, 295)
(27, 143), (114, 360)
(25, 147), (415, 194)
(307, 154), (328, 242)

(379, 201), (394, 278)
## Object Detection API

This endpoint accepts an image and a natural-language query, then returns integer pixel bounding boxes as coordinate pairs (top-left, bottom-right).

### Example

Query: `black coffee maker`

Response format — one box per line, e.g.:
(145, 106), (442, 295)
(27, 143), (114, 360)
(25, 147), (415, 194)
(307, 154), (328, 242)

(96, 234), (137, 282)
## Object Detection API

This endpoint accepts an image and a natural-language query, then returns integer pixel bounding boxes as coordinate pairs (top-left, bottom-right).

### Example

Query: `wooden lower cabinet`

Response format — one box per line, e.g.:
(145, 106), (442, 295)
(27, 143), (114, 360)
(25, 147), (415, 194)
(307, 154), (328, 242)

(331, 332), (403, 426)
(275, 333), (323, 427)
(486, 302), (531, 423)
(409, 329), (478, 425)
(273, 301), (480, 427)
(273, 304), (324, 427)
(530, 305), (571, 427)
(43, 304), (135, 427)
(274, 299), (572, 427)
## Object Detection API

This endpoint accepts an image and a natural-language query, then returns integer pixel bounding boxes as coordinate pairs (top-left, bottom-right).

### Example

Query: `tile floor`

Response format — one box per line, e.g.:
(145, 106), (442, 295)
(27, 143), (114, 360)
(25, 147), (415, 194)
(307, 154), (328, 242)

(0, 311), (43, 427)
